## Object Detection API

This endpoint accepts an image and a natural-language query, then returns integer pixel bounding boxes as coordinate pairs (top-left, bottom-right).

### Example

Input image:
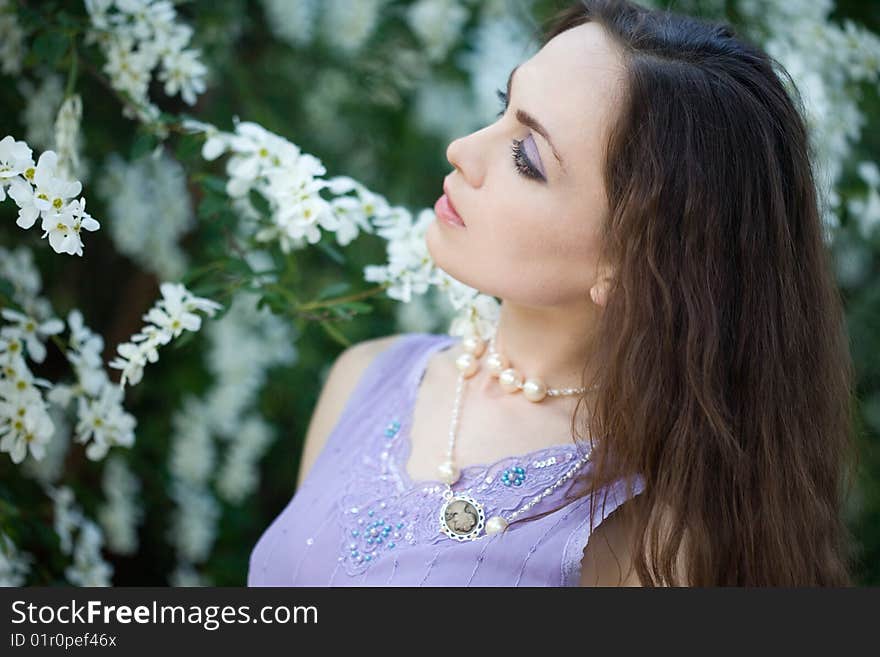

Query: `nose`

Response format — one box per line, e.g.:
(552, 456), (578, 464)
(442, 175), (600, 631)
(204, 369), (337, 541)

(446, 125), (492, 188)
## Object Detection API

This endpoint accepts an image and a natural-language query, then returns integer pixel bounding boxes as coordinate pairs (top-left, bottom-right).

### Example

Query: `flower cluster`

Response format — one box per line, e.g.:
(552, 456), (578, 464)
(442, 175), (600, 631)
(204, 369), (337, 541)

(17, 75), (65, 153)
(0, 309), (60, 464)
(737, 0), (880, 236)
(1, 136), (100, 256)
(186, 119), (382, 253)
(50, 486), (113, 586)
(97, 150), (195, 279)
(0, 532), (32, 586)
(48, 309), (137, 461)
(165, 287), (297, 582)
(848, 161), (880, 239)
(361, 202), (500, 339)
(362, 207), (436, 303)
(108, 282), (223, 389)
(0, 0), (25, 76)
(0, 243), (139, 466)
(53, 95), (85, 182)
(407, 0), (470, 63)
(84, 0), (208, 123)
(97, 455), (143, 555)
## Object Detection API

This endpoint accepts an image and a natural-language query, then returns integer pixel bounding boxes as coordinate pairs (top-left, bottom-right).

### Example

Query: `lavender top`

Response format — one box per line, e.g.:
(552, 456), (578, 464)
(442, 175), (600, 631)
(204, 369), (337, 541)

(247, 332), (645, 587)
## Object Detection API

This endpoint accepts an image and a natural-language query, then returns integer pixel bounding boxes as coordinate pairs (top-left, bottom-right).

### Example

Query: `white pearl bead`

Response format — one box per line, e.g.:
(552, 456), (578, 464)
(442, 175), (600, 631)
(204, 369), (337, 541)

(498, 368), (522, 393)
(462, 335), (486, 358)
(455, 352), (479, 378)
(522, 378), (548, 402)
(486, 352), (508, 377)
(438, 460), (460, 485)
(486, 516), (508, 535)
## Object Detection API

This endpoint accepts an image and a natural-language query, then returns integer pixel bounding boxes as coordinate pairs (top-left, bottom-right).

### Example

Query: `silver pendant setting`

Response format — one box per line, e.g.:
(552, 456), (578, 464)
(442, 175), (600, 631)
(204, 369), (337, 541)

(439, 493), (485, 541)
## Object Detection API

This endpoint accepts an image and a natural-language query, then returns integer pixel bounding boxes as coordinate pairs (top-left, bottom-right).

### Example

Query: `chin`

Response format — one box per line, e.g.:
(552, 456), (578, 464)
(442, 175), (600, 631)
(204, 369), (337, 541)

(425, 221), (490, 292)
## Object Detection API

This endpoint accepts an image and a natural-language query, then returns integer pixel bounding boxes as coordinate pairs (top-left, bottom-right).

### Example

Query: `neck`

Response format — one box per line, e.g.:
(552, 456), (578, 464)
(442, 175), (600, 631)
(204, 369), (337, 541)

(472, 297), (601, 399)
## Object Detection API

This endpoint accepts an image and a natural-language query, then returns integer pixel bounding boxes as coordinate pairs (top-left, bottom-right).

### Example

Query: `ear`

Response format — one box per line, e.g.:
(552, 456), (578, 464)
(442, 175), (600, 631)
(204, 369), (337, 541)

(590, 263), (616, 308)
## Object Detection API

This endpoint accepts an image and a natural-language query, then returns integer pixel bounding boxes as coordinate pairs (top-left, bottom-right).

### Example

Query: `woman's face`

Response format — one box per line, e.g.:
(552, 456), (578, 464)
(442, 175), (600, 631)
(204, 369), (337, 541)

(426, 22), (626, 308)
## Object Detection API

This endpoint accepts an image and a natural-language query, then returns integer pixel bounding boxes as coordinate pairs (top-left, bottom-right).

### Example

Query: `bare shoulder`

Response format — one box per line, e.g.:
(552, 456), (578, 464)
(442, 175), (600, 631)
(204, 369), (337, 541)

(578, 501), (643, 587)
(295, 333), (405, 488)
(579, 498), (690, 587)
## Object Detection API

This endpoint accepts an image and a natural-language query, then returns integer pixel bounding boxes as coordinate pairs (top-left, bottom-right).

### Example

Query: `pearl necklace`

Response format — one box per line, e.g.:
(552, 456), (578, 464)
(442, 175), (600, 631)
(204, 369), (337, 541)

(437, 325), (598, 541)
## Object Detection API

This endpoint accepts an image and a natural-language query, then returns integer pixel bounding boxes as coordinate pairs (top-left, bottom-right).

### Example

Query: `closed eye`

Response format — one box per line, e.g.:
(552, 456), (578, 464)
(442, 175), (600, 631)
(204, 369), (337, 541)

(496, 88), (546, 183)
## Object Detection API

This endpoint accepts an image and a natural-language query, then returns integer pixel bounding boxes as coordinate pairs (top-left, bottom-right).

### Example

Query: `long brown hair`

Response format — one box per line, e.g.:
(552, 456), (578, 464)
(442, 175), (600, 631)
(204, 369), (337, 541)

(542, 0), (858, 585)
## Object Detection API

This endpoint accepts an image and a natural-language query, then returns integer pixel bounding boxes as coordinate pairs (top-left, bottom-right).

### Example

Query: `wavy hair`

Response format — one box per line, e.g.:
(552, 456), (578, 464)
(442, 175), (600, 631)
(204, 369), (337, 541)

(538, 0), (859, 585)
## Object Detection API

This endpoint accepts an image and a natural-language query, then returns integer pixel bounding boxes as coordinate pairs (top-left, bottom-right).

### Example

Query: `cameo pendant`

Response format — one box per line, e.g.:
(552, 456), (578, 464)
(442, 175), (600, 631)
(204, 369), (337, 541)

(439, 493), (486, 541)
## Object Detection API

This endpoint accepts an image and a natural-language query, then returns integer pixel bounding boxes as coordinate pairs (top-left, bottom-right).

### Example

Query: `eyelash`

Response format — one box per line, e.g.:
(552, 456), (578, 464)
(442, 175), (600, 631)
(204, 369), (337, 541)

(495, 88), (545, 182)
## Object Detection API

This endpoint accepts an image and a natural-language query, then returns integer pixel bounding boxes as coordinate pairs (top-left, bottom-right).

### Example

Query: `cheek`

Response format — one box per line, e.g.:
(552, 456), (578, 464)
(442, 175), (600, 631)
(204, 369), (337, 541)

(480, 200), (599, 305)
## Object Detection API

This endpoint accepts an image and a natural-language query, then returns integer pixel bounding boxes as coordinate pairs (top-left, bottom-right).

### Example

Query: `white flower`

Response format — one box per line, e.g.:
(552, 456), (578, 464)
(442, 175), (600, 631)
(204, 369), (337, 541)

(180, 118), (228, 160)
(0, 389), (55, 464)
(53, 95), (85, 181)
(225, 122), (302, 197)
(0, 246), (42, 305)
(7, 149), (83, 235)
(169, 563), (210, 586)
(407, 0), (469, 62)
(321, 0), (384, 54)
(30, 152), (82, 215)
(97, 151), (194, 278)
(108, 341), (148, 388)
(41, 197), (101, 256)
(21, 404), (70, 484)
(168, 480), (220, 563)
(109, 283), (222, 389)
(216, 414), (273, 503)
(65, 519), (113, 586)
(49, 486), (83, 555)
(86, 0), (207, 110)
(17, 75), (66, 153)
(0, 532), (32, 586)
(97, 455), (143, 555)
(0, 308), (64, 364)
(75, 383), (137, 461)
(0, 0), (25, 75)
(260, 0), (320, 47)
(169, 397), (215, 486)
(158, 47), (207, 105)
(0, 136), (34, 198)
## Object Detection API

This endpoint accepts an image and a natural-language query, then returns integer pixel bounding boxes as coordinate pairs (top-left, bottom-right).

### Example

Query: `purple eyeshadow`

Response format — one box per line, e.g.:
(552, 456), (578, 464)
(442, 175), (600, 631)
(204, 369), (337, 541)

(522, 135), (546, 177)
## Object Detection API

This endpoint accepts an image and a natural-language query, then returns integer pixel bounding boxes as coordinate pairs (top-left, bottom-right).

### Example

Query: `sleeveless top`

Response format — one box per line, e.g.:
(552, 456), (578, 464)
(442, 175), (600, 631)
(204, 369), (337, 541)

(247, 332), (646, 587)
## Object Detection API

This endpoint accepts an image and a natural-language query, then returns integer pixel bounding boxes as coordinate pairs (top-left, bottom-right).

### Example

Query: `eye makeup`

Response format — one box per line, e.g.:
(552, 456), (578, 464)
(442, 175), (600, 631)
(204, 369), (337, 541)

(496, 88), (547, 183)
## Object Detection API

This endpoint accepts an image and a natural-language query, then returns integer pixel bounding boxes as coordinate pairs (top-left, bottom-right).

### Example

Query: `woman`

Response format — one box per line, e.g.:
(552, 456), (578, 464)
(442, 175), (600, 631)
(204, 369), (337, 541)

(248, 0), (857, 586)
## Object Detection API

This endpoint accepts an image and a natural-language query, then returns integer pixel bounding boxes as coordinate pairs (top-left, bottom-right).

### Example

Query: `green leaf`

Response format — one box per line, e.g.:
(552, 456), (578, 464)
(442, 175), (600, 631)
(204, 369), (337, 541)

(175, 133), (202, 161)
(316, 280), (351, 300)
(201, 175), (228, 196)
(0, 277), (17, 304)
(340, 301), (373, 314)
(131, 132), (158, 159)
(314, 239), (346, 266)
(32, 32), (68, 67)
(248, 188), (271, 216)
(318, 319), (351, 348)
(198, 194), (228, 219)
(171, 330), (197, 350)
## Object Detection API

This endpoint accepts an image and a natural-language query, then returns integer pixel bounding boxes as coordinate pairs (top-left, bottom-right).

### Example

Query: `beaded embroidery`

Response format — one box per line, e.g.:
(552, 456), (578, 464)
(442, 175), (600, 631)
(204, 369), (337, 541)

(332, 335), (592, 577)
(336, 414), (585, 576)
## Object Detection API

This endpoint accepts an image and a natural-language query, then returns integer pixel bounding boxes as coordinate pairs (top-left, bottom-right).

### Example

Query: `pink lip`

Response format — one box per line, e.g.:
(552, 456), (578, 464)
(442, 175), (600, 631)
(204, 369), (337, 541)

(436, 182), (466, 227)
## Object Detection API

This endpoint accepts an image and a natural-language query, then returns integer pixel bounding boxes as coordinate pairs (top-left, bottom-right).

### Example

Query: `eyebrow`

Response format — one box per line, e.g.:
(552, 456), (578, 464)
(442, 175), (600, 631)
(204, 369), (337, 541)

(506, 64), (566, 172)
